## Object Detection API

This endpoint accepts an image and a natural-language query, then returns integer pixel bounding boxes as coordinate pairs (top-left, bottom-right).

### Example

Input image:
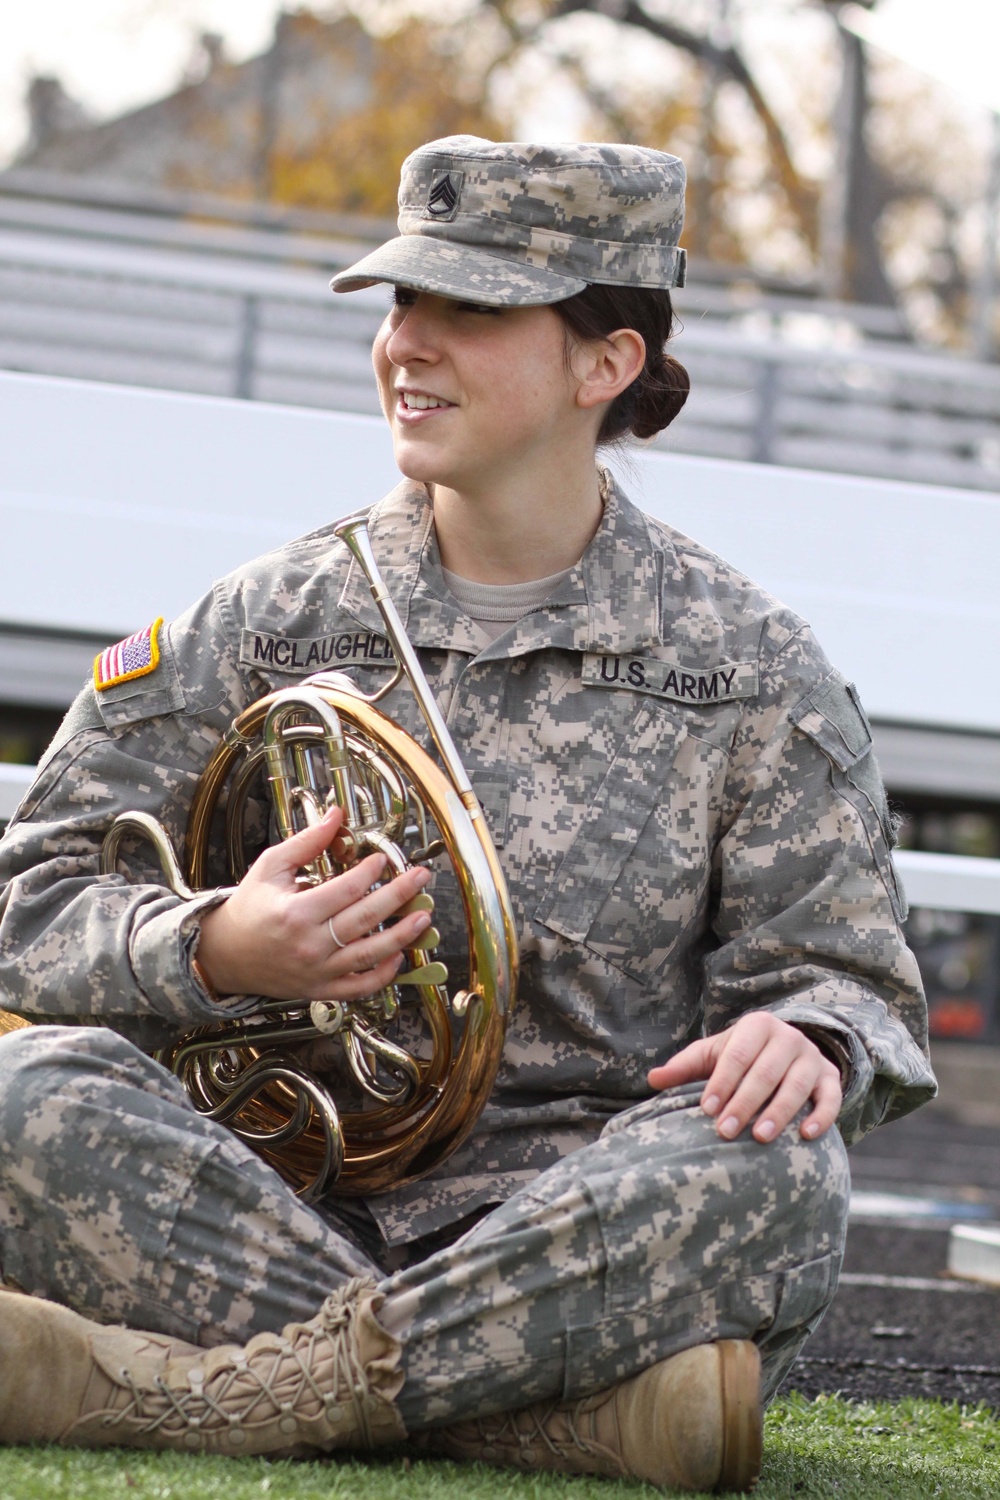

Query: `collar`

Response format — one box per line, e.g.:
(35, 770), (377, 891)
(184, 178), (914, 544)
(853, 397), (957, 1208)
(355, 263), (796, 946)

(337, 468), (668, 659)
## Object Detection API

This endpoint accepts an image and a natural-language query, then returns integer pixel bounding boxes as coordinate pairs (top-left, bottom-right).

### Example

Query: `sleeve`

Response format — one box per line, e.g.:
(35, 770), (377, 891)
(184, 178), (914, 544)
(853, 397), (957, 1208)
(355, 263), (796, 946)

(704, 623), (936, 1146)
(0, 586), (260, 1051)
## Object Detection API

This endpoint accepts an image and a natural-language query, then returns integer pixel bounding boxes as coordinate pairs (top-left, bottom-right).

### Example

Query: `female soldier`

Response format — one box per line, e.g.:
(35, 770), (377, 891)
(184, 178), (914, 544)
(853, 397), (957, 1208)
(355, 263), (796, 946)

(0, 138), (934, 1492)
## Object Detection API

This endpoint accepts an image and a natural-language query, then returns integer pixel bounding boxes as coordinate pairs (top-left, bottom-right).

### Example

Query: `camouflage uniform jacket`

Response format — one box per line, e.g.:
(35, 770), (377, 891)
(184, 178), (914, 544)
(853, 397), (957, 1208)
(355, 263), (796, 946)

(0, 470), (936, 1246)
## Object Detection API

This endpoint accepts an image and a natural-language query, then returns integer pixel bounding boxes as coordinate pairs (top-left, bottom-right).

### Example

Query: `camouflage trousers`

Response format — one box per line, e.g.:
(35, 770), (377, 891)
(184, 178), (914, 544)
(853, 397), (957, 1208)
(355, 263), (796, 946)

(0, 1025), (849, 1429)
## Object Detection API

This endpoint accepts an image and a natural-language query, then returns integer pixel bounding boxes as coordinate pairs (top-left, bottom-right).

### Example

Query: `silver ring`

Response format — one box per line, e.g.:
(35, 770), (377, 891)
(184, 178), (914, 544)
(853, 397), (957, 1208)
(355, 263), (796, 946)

(327, 916), (346, 950)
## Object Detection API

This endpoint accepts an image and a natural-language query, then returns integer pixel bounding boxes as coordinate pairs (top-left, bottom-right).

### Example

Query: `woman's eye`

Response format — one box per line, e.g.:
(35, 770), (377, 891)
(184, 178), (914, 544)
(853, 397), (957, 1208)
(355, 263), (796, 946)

(387, 287), (500, 315)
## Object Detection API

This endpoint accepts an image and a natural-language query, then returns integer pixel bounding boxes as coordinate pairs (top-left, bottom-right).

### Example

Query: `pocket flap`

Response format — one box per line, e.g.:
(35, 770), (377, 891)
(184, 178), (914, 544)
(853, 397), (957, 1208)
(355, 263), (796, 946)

(470, 769), (510, 849)
(790, 675), (872, 772)
(775, 1250), (838, 1330)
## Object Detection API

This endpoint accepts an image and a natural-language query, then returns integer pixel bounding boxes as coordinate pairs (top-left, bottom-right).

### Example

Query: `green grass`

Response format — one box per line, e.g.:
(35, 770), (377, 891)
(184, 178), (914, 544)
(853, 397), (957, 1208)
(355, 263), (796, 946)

(0, 1395), (997, 1500)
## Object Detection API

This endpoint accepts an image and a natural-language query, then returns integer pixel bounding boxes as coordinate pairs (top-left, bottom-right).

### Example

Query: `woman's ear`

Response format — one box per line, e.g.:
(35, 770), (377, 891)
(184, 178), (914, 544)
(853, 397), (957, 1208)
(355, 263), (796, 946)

(573, 328), (646, 412)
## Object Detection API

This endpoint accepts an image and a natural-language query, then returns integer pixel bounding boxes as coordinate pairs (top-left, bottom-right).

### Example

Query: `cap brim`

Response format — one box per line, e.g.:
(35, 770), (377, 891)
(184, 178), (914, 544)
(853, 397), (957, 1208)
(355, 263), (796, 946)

(330, 235), (587, 307)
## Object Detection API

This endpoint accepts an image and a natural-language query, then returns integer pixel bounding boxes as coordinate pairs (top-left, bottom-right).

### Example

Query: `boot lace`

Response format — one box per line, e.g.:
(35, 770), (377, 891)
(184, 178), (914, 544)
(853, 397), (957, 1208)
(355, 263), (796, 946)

(98, 1276), (380, 1445)
(468, 1399), (624, 1472)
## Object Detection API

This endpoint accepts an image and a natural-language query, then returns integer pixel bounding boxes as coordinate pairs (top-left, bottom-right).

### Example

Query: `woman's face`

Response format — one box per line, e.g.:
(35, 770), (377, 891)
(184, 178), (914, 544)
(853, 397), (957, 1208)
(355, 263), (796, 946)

(372, 289), (590, 495)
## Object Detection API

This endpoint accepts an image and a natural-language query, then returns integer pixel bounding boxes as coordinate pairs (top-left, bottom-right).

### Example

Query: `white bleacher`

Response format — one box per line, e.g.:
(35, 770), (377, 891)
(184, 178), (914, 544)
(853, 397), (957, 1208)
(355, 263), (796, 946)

(1, 176), (1000, 491)
(0, 367), (997, 723)
(1, 368), (999, 915)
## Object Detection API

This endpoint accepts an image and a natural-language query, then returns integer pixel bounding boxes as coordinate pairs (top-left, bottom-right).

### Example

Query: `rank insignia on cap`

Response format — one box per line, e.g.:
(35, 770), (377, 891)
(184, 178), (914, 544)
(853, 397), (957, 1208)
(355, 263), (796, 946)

(94, 617), (163, 692)
(427, 172), (461, 218)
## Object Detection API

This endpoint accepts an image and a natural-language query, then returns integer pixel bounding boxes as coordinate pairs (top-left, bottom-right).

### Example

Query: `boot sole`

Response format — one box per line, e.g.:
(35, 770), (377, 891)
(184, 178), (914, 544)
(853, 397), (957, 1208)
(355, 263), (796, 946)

(716, 1340), (763, 1493)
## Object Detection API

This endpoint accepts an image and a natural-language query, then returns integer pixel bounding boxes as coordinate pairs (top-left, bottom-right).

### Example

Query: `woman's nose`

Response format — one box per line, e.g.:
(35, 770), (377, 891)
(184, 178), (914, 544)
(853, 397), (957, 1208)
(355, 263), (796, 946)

(384, 300), (441, 366)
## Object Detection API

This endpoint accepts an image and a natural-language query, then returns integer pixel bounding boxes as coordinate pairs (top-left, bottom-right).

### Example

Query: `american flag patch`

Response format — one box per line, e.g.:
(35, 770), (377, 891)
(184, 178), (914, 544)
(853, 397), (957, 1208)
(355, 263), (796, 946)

(94, 618), (163, 692)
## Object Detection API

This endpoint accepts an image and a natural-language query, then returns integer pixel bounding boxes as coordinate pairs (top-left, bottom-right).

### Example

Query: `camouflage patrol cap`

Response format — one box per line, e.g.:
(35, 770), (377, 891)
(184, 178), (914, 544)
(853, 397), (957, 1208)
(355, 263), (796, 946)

(330, 135), (687, 307)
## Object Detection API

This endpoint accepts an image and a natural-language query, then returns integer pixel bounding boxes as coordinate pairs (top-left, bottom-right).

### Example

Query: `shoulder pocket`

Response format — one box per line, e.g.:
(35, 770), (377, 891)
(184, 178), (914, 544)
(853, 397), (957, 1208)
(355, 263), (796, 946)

(535, 701), (713, 984)
(791, 675), (872, 772)
(791, 675), (906, 922)
(95, 625), (186, 730)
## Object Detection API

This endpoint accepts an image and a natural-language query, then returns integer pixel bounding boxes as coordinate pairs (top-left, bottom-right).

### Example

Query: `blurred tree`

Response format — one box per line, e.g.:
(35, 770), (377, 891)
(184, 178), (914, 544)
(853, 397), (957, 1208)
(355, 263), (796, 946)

(253, 0), (966, 321)
(546, 0), (821, 255)
(471, 0), (990, 330)
(816, 1), (896, 305)
(867, 63), (992, 348)
(21, 0), (987, 338)
(476, 0), (823, 275)
(258, 12), (506, 214)
(24, 7), (511, 214)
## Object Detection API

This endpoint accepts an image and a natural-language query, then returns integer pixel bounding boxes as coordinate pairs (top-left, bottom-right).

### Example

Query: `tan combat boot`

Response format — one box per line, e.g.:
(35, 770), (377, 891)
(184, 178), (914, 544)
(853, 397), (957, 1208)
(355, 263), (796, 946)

(0, 1276), (406, 1456)
(421, 1339), (762, 1493)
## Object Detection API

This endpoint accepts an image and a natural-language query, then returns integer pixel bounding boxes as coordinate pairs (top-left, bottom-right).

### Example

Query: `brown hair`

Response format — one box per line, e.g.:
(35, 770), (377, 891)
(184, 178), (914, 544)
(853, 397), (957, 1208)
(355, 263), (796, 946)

(552, 284), (689, 444)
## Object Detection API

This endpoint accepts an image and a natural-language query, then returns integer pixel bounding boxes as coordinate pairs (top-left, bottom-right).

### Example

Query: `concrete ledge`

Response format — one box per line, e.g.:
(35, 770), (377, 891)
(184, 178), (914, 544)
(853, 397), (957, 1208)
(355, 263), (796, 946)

(948, 1223), (1000, 1284)
(930, 1040), (1000, 1126)
(893, 849), (1000, 916)
(0, 762), (32, 824)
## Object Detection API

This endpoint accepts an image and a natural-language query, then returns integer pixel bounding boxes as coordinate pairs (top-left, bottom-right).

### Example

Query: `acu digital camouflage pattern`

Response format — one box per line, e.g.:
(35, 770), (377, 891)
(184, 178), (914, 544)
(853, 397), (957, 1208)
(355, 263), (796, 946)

(0, 467), (935, 1249)
(0, 466), (934, 1429)
(330, 136), (687, 306)
(0, 1024), (847, 1427)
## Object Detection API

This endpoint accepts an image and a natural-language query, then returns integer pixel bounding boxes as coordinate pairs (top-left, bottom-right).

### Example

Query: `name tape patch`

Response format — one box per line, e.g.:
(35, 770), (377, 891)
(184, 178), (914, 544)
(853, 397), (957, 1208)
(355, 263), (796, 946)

(584, 653), (758, 705)
(94, 617), (163, 692)
(240, 628), (396, 675)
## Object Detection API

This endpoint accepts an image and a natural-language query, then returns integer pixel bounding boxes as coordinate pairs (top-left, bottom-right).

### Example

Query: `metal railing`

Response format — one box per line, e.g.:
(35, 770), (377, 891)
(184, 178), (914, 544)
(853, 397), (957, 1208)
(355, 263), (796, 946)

(0, 187), (999, 491)
(892, 851), (1000, 916)
(665, 325), (1000, 489)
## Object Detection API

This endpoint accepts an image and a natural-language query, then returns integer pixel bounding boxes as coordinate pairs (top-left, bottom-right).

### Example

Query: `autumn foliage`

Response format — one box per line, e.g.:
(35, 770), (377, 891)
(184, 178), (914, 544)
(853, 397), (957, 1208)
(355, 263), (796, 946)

(258, 12), (506, 216)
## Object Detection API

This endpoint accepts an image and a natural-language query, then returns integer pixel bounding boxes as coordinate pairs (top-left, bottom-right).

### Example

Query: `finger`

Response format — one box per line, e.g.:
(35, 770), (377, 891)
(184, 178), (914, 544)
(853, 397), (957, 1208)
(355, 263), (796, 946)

(315, 866), (433, 948)
(712, 1037), (795, 1139)
(799, 1070), (843, 1142)
(310, 951), (407, 1006)
(332, 900), (434, 960)
(250, 806), (349, 882)
(648, 1038), (718, 1091)
(698, 1017), (773, 1120)
(748, 1058), (833, 1142)
(296, 850), (392, 923)
(330, 904), (434, 972)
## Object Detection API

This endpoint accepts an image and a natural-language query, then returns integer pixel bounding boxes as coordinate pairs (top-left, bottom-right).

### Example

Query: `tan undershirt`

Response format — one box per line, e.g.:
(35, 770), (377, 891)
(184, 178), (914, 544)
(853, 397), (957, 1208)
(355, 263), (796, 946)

(442, 565), (573, 643)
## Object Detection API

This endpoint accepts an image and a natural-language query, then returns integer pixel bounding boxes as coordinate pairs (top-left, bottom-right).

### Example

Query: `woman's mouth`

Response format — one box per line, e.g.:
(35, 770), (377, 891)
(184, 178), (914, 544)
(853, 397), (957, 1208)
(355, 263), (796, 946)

(397, 390), (455, 419)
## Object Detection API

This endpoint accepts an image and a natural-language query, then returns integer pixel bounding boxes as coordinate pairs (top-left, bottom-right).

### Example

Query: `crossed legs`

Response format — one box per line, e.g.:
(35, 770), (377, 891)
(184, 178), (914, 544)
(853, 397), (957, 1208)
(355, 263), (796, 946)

(0, 1024), (849, 1433)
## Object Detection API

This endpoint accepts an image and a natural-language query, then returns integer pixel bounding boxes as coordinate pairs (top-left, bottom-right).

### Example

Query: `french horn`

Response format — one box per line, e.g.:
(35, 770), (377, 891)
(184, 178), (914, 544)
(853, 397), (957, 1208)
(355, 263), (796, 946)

(5, 513), (518, 1203)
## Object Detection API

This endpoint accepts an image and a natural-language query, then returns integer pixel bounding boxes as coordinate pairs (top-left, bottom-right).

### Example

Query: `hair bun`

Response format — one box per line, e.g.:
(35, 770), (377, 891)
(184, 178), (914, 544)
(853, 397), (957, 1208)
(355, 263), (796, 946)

(631, 353), (690, 441)
(553, 284), (689, 444)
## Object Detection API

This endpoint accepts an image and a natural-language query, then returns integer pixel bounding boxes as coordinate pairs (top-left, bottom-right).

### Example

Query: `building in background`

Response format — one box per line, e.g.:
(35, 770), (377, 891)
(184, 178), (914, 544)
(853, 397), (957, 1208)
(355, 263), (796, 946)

(13, 11), (501, 217)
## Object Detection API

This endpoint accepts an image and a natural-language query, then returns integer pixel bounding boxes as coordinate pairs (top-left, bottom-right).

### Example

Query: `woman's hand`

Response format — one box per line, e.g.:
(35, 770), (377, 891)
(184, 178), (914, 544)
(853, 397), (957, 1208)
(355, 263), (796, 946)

(195, 806), (433, 1002)
(647, 1012), (843, 1144)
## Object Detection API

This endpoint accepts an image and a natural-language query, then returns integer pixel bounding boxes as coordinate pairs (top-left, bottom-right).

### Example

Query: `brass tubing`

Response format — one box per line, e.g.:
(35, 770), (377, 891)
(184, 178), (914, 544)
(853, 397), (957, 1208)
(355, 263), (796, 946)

(334, 515), (478, 805)
(162, 680), (515, 1194)
(101, 513), (519, 1199)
